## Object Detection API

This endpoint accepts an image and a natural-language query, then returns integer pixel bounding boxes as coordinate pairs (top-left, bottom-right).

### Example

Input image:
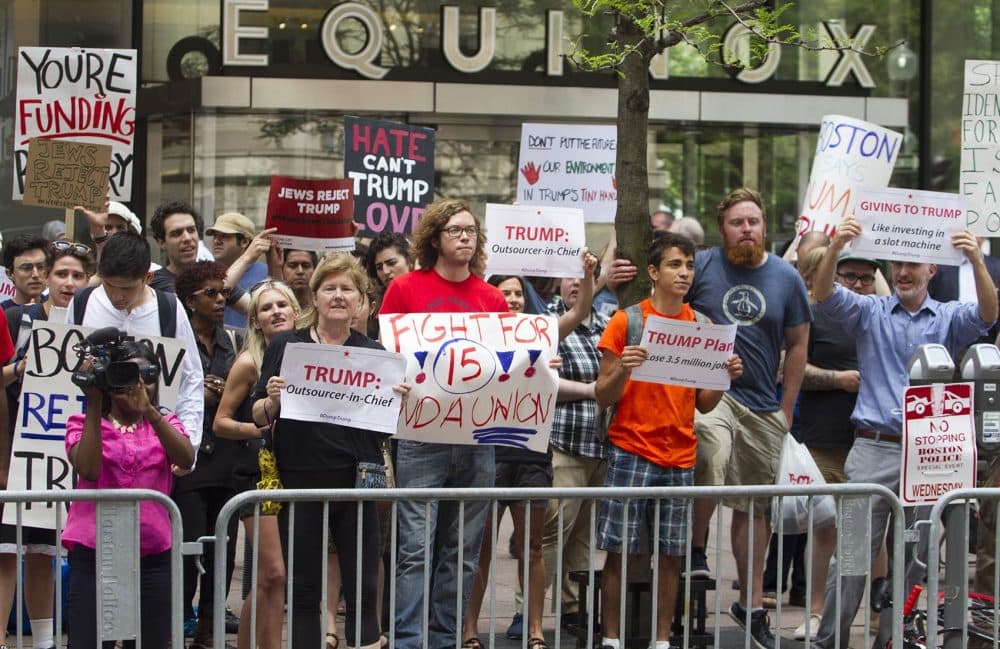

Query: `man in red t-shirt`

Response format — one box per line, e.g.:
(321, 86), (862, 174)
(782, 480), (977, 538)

(379, 198), (508, 649)
(595, 232), (741, 649)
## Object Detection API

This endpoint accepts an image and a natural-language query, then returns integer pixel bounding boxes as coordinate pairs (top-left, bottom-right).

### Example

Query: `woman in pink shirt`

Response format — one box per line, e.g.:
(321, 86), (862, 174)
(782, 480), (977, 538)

(63, 335), (194, 649)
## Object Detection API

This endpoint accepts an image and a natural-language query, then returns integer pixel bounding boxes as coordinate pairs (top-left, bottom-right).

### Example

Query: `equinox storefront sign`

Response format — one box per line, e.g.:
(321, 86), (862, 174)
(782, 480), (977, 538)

(220, 0), (877, 88)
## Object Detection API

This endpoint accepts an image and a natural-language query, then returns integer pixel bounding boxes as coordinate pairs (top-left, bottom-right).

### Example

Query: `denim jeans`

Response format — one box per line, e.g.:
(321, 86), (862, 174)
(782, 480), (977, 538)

(394, 440), (495, 649)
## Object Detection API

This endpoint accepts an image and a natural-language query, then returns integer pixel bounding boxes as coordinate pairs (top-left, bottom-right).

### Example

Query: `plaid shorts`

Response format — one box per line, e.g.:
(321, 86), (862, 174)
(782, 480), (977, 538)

(596, 444), (692, 556)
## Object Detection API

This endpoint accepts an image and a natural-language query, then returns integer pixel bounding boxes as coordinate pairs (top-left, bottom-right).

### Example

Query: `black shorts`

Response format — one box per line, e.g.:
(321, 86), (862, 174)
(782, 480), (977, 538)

(0, 503), (60, 555)
(495, 460), (553, 510)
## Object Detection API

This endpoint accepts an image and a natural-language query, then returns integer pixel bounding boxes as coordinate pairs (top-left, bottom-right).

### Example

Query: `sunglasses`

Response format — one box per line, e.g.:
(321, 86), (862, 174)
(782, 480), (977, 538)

(51, 240), (92, 256)
(193, 287), (233, 299)
(249, 279), (292, 294)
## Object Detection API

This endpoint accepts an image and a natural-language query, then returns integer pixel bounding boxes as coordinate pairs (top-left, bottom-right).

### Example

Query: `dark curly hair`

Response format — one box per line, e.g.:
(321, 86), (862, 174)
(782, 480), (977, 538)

(175, 260), (228, 309)
(150, 200), (204, 242)
(365, 232), (411, 284)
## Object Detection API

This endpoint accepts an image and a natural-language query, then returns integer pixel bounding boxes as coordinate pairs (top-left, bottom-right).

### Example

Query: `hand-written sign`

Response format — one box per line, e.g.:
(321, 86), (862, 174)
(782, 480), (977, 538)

(852, 186), (966, 266)
(344, 116), (435, 237)
(4, 321), (185, 529)
(22, 138), (111, 210)
(517, 123), (617, 223)
(266, 176), (355, 253)
(378, 312), (559, 452)
(788, 114), (901, 257)
(628, 316), (738, 390)
(279, 343), (407, 435)
(14, 47), (137, 201)
(901, 382), (977, 506)
(484, 203), (586, 279)
(962, 60), (1000, 235)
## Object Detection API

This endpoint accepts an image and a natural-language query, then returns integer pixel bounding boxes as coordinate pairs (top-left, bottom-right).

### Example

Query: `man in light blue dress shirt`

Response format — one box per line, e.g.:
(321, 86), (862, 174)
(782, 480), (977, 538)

(811, 215), (998, 648)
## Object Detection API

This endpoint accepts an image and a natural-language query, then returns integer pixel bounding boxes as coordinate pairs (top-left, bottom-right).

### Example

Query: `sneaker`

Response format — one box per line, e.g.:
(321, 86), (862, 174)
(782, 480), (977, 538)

(794, 614), (822, 641)
(682, 548), (711, 578)
(761, 591), (778, 609)
(728, 602), (776, 649)
(225, 608), (240, 634)
(506, 613), (523, 640)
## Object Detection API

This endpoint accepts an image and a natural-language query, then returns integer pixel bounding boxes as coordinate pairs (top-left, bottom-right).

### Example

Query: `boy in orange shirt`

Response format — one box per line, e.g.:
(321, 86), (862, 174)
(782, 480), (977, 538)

(595, 232), (742, 649)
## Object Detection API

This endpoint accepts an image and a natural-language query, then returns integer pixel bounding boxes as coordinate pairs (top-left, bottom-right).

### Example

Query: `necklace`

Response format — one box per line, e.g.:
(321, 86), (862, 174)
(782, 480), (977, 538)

(109, 415), (141, 434)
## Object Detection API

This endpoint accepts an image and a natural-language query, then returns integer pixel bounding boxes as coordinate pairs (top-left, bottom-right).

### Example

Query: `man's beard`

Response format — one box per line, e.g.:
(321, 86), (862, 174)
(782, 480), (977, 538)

(724, 241), (766, 267)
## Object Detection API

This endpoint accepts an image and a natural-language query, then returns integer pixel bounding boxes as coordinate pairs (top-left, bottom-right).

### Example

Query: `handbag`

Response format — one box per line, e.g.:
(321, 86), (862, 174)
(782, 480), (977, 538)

(772, 433), (837, 533)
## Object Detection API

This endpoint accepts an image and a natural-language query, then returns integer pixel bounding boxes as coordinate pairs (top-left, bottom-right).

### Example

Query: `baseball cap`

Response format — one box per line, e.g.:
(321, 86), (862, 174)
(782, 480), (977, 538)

(107, 201), (142, 234)
(206, 212), (256, 239)
(836, 249), (879, 270)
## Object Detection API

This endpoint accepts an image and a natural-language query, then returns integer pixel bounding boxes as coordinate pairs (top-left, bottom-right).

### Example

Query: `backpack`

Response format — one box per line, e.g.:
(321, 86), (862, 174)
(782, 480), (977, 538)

(71, 285), (178, 338)
(597, 303), (710, 441)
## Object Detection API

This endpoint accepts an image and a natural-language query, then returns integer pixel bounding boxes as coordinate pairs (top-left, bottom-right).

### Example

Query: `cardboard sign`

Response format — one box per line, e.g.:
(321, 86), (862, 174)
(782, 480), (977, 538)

(517, 123), (617, 223)
(852, 187), (966, 266)
(265, 176), (355, 253)
(378, 312), (559, 452)
(344, 116), (435, 237)
(22, 138), (111, 210)
(962, 60), (1000, 236)
(278, 343), (407, 435)
(14, 47), (137, 201)
(4, 321), (186, 529)
(788, 115), (902, 255)
(901, 383), (977, 506)
(629, 316), (738, 390)
(484, 204), (586, 278)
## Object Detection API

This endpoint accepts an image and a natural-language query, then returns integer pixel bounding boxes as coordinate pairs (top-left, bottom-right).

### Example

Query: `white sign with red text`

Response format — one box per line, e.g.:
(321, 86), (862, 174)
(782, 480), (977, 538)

(484, 203), (585, 278)
(379, 312), (559, 452)
(787, 115), (901, 258)
(962, 60), (1000, 236)
(279, 343), (406, 435)
(629, 316), (738, 391)
(901, 383), (977, 506)
(517, 123), (617, 223)
(0, 267), (15, 302)
(852, 187), (966, 266)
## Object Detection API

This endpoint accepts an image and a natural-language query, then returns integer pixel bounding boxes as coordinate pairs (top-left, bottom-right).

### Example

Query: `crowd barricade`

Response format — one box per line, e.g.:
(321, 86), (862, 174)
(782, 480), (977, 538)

(926, 487), (1000, 649)
(212, 483), (909, 649)
(0, 488), (185, 649)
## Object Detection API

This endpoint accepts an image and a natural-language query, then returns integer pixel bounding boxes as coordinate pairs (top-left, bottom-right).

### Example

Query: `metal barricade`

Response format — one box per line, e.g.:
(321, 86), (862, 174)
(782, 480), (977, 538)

(213, 483), (906, 649)
(0, 488), (184, 649)
(926, 487), (1000, 649)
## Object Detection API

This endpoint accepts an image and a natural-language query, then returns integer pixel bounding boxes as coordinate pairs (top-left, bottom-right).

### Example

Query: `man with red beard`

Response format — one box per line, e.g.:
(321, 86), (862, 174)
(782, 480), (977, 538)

(685, 188), (811, 649)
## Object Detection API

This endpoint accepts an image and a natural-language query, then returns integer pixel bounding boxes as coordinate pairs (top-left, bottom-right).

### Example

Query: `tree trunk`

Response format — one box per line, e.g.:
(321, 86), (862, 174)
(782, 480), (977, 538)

(613, 15), (654, 308)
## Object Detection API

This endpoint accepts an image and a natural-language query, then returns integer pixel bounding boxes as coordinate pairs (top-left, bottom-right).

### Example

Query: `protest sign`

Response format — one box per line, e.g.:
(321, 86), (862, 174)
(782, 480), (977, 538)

(901, 382), (977, 506)
(379, 312), (559, 452)
(517, 123), (617, 223)
(629, 316), (738, 391)
(265, 176), (355, 253)
(484, 204), (586, 278)
(22, 138), (111, 211)
(852, 187), (966, 266)
(962, 60), (1000, 236)
(0, 268), (15, 303)
(344, 116), (434, 237)
(4, 321), (186, 529)
(788, 115), (902, 256)
(278, 343), (407, 435)
(14, 47), (137, 201)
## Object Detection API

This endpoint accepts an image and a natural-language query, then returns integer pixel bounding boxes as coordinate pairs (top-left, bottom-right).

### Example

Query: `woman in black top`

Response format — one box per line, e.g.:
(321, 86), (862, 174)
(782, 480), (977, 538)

(252, 253), (408, 649)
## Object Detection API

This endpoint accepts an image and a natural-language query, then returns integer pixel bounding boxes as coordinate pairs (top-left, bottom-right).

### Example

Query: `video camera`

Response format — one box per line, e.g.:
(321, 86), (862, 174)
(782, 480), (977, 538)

(71, 327), (160, 394)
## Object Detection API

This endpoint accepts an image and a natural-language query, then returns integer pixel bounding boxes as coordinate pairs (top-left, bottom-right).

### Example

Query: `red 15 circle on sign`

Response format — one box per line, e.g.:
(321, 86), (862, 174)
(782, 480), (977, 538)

(431, 339), (497, 395)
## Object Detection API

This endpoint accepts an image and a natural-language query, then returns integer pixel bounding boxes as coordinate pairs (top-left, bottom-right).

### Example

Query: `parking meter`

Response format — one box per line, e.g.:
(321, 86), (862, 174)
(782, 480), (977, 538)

(908, 343), (956, 385)
(960, 343), (1000, 458)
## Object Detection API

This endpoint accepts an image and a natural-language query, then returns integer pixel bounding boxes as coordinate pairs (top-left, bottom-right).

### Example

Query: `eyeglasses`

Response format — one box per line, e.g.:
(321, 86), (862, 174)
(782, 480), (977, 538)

(836, 271), (876, 286)
(14, 262), (48, 274)
(442, 225), (478, 239)
(193, 287), (233, 299)
(51, 240), (92, 256)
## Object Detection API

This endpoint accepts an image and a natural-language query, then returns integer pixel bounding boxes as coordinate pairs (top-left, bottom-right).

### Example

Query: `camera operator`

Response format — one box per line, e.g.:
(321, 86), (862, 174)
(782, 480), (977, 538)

(63, 331), (194, 649)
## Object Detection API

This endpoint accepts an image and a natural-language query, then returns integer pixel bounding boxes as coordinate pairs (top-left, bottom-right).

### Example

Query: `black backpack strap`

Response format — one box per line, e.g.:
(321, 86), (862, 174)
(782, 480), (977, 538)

(154, 289), (178, 338)
(4, 305), (23, 350)
(72, 286), (97, 325)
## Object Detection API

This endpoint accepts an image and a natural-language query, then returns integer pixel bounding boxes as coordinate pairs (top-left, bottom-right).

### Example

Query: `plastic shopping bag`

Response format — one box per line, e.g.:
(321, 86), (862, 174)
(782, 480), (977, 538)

(772, 434), (837, 534)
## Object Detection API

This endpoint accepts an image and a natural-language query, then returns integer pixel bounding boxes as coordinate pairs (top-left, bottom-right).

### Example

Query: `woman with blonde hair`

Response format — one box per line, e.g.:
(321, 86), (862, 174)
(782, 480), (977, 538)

(214, 280), (301, 649)
(252, 253), (409, 649)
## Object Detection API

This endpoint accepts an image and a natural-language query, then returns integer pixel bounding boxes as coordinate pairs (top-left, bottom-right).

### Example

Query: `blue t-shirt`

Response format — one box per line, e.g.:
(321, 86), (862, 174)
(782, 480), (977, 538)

(224, 261), (269, 329)
(687, 248), (811, 412)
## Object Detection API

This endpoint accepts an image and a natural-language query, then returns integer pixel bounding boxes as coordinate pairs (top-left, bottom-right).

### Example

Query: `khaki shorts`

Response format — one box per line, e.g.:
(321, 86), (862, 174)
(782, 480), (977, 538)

(694, 393), (787, 513)
(808, 446), (850, 485)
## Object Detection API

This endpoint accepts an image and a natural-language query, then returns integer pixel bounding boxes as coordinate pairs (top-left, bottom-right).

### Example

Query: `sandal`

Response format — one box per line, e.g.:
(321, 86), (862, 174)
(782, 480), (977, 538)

(527, 637), (550, 649)
(461, 638), (483, 649)
(326, 633), (340, 649)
